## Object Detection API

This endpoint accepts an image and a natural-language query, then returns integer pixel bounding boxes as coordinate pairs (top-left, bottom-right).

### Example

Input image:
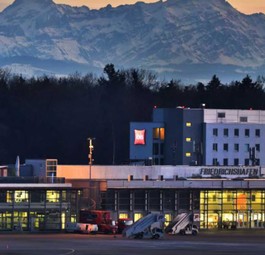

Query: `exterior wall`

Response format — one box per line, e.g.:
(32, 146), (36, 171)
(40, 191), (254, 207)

(25, 159), (46, 177)
(0, 167), (8, 177)
(130, 122), (164, 163)
(182, 109), (203, 165)
(57, 165), (201, 180)
(25, 159), (57, 177)
(57, 165), (265, 180)
(204, 109), (265, 124)
(204, 123), (265, 166)
(152, 108), (203, 165)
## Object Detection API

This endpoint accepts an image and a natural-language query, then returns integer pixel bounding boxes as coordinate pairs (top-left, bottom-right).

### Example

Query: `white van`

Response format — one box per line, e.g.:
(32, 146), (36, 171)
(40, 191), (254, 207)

(66, 222), (98, 234)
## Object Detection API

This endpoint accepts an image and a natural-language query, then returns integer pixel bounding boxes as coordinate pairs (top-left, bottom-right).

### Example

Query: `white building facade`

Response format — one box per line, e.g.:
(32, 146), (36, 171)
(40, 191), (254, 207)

(204, 109), (265, 166)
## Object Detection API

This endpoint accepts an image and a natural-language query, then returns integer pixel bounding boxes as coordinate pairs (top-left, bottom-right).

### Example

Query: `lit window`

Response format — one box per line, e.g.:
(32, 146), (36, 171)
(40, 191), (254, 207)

(14, 191), (28, 203)
(186, 122), (192, 127)
(153, 128), (165, 140)
(164, 214), (172, 227)
(46, 190), (60, 203)
(134, 213), (143, 222)
(186, 137), (192, 142)
(186, 152), (191, 157)
(160, 128), (165, 140)
(119, 213), (128, 219)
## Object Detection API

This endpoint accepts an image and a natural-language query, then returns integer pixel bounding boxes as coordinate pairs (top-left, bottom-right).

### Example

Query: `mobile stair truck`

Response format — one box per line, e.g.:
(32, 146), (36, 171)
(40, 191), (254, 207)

(165, 213), (199, 236)
(123, 213), (165, 239)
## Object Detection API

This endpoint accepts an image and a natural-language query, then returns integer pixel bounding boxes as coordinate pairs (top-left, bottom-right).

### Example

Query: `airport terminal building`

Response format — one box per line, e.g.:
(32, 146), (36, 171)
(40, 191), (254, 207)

(57, 164), (265, 230)
(2, 108), (265, 231)
(1, 161), (265, 231)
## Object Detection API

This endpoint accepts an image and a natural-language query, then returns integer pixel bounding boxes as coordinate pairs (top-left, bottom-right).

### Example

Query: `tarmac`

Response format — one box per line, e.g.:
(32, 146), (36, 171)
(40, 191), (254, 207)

(0, 229), (265, 255)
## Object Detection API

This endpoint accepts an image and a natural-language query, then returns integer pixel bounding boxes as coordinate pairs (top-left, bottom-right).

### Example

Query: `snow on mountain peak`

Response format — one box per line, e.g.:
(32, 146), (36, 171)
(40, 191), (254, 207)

(0, 0), (264, 83)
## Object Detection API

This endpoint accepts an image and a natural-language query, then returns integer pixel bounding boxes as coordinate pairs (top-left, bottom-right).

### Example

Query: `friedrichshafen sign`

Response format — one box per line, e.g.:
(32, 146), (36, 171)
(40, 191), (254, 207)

(200, 167), (260, 177)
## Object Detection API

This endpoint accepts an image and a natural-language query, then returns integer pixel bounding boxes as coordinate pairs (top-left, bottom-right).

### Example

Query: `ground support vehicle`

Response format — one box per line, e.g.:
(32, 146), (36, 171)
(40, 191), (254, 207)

(117, 218), (133, 234)
(179, 223), (199, 236)
(65, 222), (98, 234)
(165, 213), (199, 236)
(123, 213), (165, 239)
(79, 210), (118, 234)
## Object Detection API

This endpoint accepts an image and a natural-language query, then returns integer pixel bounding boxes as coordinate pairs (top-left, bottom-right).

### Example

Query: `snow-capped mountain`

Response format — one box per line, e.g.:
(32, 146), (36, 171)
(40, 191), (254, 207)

(0, 0), (265, 83)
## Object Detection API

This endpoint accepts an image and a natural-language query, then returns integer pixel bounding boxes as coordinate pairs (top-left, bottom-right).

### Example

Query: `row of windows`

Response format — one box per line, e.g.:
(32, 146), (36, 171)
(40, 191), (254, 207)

(213, 143), (260, 152)
(212, 158), (260, 166)
(101, 190), (200, 211)
(213, 128), (260, 137)
(0, 190), (77, 203)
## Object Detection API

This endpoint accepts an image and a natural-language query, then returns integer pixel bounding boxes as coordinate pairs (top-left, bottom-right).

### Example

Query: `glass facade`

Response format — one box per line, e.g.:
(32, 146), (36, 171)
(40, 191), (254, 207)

(200, 190), (265, 229)
(0, 188), (80, 231)
(102, 188), (265, 230)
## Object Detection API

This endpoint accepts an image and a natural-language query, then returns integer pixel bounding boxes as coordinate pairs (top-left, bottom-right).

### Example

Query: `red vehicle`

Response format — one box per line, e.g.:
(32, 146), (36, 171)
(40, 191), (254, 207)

(117, 218), (133, 234)
(79, 209), (118, 234)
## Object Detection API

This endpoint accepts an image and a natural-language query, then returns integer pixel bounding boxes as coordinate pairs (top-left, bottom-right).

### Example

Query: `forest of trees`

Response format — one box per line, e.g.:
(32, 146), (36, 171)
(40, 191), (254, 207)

(0, 64), (265, 165)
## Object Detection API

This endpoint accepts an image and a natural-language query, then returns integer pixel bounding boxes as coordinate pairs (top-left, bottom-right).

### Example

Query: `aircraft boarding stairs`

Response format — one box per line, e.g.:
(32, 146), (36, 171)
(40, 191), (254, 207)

(165, 213), (193, 234)
(123, 213), (165, 239)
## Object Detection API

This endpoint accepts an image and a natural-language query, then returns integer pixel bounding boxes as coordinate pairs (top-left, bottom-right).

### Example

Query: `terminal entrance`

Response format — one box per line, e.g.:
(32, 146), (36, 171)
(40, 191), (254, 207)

(200, 190), (265, 229)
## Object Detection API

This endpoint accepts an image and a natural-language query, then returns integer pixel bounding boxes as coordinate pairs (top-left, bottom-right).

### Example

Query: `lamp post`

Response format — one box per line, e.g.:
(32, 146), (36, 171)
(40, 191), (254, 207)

(87, 138), (95, 179)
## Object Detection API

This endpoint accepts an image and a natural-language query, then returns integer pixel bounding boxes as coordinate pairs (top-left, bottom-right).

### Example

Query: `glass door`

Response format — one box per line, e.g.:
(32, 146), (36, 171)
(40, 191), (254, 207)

(252, 213), (262, 228)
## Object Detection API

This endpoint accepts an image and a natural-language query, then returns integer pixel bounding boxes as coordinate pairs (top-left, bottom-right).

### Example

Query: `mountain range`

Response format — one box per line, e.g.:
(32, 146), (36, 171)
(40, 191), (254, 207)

(0, 0), (265, 83)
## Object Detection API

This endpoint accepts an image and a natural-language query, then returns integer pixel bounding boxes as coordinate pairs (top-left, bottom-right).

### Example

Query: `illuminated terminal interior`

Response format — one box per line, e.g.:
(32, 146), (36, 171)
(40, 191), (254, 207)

(200, 190), (265, 228)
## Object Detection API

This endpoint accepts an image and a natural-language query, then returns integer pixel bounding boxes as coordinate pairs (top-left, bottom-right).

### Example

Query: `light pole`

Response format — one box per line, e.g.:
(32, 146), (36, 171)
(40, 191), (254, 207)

(87, 138), (95, 179)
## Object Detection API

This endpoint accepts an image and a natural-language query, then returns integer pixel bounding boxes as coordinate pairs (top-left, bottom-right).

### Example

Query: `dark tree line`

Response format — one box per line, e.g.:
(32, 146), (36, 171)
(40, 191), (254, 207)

(0, 65), (264, 165)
